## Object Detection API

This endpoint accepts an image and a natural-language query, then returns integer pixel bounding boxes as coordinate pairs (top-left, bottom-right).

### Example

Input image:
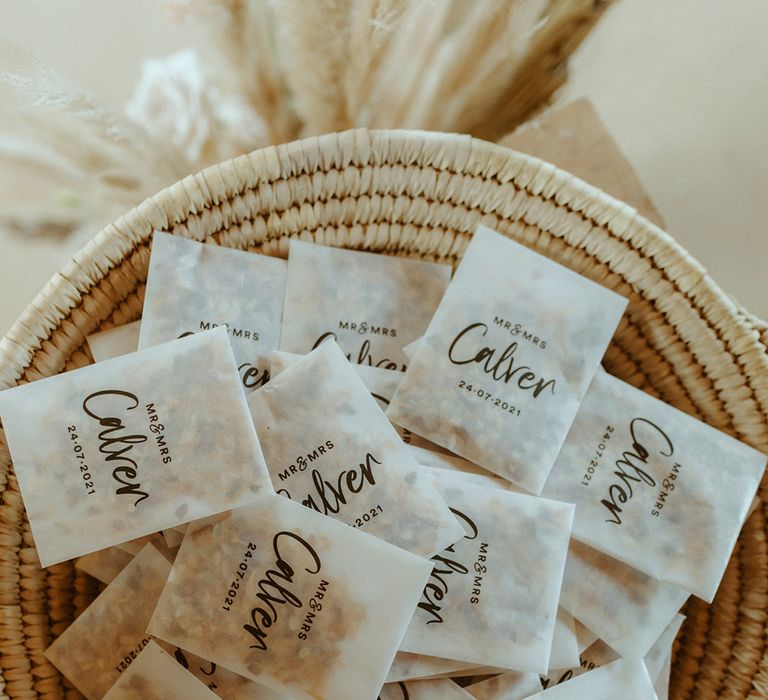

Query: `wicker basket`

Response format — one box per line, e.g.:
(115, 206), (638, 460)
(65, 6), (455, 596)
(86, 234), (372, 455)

(0, 129), (766, 699)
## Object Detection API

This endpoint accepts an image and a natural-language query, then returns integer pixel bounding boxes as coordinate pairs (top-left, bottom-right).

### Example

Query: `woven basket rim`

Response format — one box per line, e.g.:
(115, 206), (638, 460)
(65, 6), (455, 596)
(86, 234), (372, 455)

(2, 129), (766, 403)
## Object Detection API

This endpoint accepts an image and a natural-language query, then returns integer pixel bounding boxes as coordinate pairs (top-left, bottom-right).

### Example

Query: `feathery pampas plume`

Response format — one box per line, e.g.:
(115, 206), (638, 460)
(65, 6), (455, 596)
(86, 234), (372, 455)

(0, 0), (611, 241)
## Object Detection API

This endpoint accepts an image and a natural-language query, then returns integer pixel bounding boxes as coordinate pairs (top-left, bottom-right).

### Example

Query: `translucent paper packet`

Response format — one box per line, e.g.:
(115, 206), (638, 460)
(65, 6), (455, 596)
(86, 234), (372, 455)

(149, 494), (433, 700)
(271, 350), (444, 451)
(529, 658), (657, 699)
(102, 641), (219, 700)
(465, 671), (544, 700)
(542, 369), (766, 601)
(549, 609), (580, 670)
(559, 539), (688, 657)
(385, 652), (504, 683)
(280, 239), (451, 370)
(379, 679), (475, 699)
(155, 642), (293, 700)
(75, 546), (133, 584)
(387, 225), (627, 494)
(45, 544), (171, 700)
(248, 342), (464, 557)
(398, 472), (574, 672)
(541, 613), (684, 691)
(0, 328), (270, 566)
(116, 532), (175, 557)
(87, 320), (141, 362)
(139, 232), (287, 391)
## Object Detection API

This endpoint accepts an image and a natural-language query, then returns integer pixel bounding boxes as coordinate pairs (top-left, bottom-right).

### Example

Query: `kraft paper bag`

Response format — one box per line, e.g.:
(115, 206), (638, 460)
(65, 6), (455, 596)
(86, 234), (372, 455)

(398, 472), (574, 672)
(139, 232), (287, 391)
(529, 658), (658, 699)
(280, 239), (451, 370)
(102, 641), (219, 700)
(148, 494), (433, 700)
(558, 539), (688, 658)
(542, 368), (766, 601)
(248, 341), (464, 557)
(87, 320), (141, 362)
(379, 678), (475, 699)
(0, 328), (271, 566)
(45, 544), (171, 700)
(466, 671), (544, 700)
(387, 225), (627, 494)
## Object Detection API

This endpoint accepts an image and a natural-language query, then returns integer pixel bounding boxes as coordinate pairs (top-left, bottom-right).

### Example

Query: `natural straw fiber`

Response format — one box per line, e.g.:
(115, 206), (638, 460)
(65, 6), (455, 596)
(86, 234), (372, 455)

(0, 129), (766, 699)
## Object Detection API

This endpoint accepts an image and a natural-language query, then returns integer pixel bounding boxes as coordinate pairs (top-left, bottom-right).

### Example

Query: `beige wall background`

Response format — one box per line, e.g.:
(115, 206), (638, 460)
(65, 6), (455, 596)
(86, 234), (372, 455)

(0, 0), (766, 338)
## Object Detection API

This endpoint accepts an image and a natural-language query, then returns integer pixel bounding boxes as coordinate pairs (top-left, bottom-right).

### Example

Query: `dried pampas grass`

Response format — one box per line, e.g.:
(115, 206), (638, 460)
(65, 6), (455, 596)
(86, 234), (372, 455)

(0, 0), (611, 241)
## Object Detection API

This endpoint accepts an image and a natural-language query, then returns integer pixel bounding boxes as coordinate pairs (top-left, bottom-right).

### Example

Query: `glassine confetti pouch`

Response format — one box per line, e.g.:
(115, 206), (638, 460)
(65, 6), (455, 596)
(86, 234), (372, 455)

(248, 341), (464, 557)
(558, 539), (688, 657)
(465, 671), (544, 700)
(102, 641), (219, 700)
(45, 544), (171, 700)
(271, 349), (446, 452)
(530, 658), (657, 700)
(387, 225), (627, 493)
(399, 471), (574, 673)
(0, 328), (271, 566)
(87, 320), (141, 362)
(139, 232), (286, 391)
(542, 368), (766, 601)
(379, 678), (475, 700)
(149, 494), (433, 700)
(280, 239), (451, 370)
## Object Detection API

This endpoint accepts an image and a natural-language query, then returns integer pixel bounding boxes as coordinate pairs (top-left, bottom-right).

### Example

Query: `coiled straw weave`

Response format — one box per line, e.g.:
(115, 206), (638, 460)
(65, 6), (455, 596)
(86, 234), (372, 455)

(0, 129), (766, 699)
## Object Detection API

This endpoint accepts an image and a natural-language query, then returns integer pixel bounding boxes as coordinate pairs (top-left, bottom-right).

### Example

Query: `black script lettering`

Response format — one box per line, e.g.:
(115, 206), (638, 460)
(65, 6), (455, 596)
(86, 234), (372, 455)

(243, 531), (321, 651)
(298, 454), (380, 515)
(239, 362), (269, 389)
(448, 323), (556, 397)
(601, 417), (672, 525)
(82, 390), (149, 506)
(312, 333), (405, 371)
(418, 508), (478, 624)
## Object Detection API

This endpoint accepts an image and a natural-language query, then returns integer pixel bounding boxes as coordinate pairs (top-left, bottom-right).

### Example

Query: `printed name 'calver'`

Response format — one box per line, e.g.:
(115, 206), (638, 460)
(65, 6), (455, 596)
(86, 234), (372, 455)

(448, 323), (556, 397)
(601, 417), (673, 525)
(243, 531), (322, 651)
(82, 390), (150, 506)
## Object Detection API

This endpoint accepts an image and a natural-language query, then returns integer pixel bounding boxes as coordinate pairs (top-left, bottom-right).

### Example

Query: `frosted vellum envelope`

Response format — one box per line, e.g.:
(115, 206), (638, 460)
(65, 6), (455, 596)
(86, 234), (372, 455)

(102, 641), (219, 700)
(87, 320), (141, 362)
(248, 341), (464, 557)
(280, 239), (451, 370)
(529, 658), (658, 699)
(399, 472), (574, 672)
(148, 494), (433, 700)
(45, 544), (171, 700)
(139, 232), (287, 391)
(379, 678), (475, 699)
(541, 369), (766, 601)
(387, 225), (628, 494)
(558, 539), (688, 658)
(0, 328), (271, 566)
(271, 350), (445, 452)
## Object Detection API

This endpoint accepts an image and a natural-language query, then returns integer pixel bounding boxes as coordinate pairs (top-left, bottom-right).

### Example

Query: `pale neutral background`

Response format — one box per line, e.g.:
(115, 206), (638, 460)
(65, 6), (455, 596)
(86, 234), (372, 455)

(0, 0), (766, 338)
